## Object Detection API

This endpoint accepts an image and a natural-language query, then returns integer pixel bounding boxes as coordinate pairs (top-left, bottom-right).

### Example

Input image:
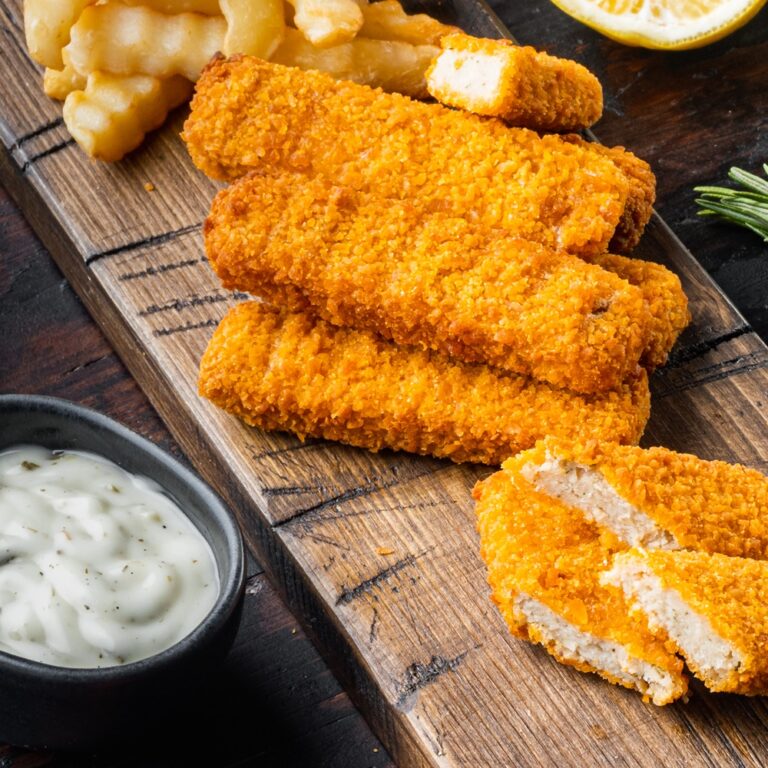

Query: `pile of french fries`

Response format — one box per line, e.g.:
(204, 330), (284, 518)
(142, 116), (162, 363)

(23, 0), (457, 162)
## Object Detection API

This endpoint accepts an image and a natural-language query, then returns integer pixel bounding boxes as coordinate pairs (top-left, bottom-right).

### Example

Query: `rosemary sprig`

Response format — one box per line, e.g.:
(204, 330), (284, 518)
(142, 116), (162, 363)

(694, 163), (768, 242)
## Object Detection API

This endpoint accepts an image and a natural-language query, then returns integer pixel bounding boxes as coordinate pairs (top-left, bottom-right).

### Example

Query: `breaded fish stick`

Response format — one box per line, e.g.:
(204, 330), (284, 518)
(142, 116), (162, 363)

(591, 253), (689, 369)
(205, 171), (652, 394)
(199, 303), (651, 465)
(183, 57), (651, 257)
(606, 550), (768, 695)
(518, 439), (768, 559)
(473, 465), (686, 704)
(426, 33), (603, 132)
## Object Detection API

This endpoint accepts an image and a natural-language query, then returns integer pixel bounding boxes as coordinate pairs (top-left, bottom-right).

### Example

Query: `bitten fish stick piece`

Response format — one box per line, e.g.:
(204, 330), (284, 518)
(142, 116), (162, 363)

(272, 28), (438, 99)
(591, 253), (689, 369)
(518, 439), (768, 559)
(63, 4), (226, 82)
(605, 549), (768, 695)
(206, 171), (652, 394)
(183, 57), (640, 257)
(199, 303), (651, 465)
(473, 466), (686, 704)
(63, 73), (192, 162)
(426, 33), (603, 132)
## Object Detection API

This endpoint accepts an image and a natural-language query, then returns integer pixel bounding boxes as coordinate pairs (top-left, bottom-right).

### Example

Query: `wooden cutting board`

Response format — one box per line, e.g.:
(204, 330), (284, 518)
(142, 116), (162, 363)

(3, 1), (768, 765)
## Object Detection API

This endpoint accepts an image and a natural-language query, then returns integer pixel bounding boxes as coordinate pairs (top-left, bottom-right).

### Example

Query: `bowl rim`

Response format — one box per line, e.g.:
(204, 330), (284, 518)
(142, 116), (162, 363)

(0, 393), (245, 679)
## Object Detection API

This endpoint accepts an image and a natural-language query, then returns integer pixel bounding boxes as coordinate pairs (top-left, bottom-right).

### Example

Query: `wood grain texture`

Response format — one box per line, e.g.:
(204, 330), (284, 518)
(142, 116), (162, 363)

(0, 184), (393, 767)
(2, 0), (768, 765)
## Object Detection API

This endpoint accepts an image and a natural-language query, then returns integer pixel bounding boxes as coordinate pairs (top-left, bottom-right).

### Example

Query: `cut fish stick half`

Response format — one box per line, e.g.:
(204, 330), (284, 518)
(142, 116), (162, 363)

(198, 302), (651, 466)
(518, 439), (768, 559)
(426, 33), (603, 132)
(205, 170), (653, 394)
(605, 550), (768, 695)
(183, 56), (652, 257)
(473, 466), (686, 704)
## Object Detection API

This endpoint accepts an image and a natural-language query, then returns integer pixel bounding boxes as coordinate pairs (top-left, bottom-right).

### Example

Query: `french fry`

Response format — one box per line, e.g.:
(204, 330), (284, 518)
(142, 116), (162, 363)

(24, 0), (95, 69)
(221, 0), (285, 57)
(63, 72), (192, 162)
(62, 4), (226, 82)
(272, 28), (438, 97)
(287, 0), (363, 47)
(120, 0), (222, 14)
(43, 66), (87, 101)
(359, 0), (458, 46)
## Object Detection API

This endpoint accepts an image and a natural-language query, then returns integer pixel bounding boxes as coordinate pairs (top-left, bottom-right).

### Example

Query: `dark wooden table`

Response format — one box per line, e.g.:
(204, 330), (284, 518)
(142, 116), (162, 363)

(1, 1), (766, 765)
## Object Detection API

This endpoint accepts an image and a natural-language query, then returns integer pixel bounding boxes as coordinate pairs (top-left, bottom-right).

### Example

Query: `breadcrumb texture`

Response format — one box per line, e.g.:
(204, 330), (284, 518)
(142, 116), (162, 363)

(473, 464), (686, 703)
(526, 439), (768, 560)
(198, 302), (650, 465)
(206, 170), (656, 394)
(591, 253), (690, 369)
(611, 549), (768, 695)
(426, 33), (603, 132)
(183, 56), (651, 257)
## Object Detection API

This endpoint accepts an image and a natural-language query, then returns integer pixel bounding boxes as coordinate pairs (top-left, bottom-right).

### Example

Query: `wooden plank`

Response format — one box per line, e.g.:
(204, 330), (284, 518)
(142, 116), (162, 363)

(3, 1), (768, 765)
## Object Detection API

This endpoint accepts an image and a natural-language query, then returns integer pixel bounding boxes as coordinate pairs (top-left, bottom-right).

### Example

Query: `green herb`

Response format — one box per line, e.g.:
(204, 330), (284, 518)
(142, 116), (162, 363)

(695, 164), (768, 242)
(21, 461), (40, 471)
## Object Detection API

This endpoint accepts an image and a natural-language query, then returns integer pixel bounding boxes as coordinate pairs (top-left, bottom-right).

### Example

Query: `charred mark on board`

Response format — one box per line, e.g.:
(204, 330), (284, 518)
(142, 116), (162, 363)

(336, 550), (430, 606)
(11, 117), (65, 151)
(250, 438), (323, 462)
(86, 223), (203, 267)
(275, 461), (445, 530)
(396, 651), (469, 709)
(652, 351), (768, 398)
(140, 291), (249, 316)
(153, 318), (218, 337)
(20, 137), (75, 172)
(117, 256), (206, 282)
(665, 325), (752, 368)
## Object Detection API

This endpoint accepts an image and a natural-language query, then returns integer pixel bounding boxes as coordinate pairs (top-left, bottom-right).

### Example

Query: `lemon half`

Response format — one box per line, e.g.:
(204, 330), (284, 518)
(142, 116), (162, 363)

(549, 0), (768, 49)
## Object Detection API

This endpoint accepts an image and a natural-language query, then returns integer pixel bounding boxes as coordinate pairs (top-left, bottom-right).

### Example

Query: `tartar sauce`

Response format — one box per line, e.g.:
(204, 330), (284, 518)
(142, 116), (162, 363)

(0, 445), (218, 668)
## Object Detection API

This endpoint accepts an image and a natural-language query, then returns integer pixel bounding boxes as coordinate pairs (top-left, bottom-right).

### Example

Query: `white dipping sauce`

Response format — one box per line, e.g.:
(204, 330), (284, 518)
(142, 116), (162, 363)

(0, 445), (218, 668)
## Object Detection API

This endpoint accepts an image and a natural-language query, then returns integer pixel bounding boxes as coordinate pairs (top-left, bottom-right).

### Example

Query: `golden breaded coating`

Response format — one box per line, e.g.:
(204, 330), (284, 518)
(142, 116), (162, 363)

(564, 136), (657, 254)
(607, 549), (768, 695)
(183, 56), (650, 257)
(520, 439), (768, 559)
(591, 253), (689, 368)
(426, 33), (603, 132)
(473, 466), (686, 704)
(206, 171), (653, 394)
(199, 303), (650, 465)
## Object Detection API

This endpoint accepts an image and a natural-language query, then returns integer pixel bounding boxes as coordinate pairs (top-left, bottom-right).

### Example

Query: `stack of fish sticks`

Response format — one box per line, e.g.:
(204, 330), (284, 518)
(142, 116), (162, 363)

(474, 438), (768, 701)
(185, 40), (690, 464)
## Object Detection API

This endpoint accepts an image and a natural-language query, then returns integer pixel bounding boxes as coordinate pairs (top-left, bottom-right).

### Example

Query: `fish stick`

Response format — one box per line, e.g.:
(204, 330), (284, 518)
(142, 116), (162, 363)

(199, 302), (651, 465)
(473, 464), (686, 704)
(606, 550), (768, 695)
(591, 253), (689, 369)
(183, 56), (652, 257)
(426, 33), (603, 132)
(205, 171), (653, 394)
(517, 438), (768, 559)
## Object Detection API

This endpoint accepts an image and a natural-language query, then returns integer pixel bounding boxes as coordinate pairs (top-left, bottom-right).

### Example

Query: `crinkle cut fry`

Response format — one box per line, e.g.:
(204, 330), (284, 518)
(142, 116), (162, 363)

(426, 33), (603, 132)
(521, 438), (768, 560)
(472, 465), (686, 704)
(183, 56), (652, 257)
(205, 170), (652, 394)
(198, 302), (650, 466)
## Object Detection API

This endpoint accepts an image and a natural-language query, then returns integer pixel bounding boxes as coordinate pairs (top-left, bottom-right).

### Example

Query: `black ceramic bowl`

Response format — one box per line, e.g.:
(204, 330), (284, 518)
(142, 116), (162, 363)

(0, 395), (245, 750)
